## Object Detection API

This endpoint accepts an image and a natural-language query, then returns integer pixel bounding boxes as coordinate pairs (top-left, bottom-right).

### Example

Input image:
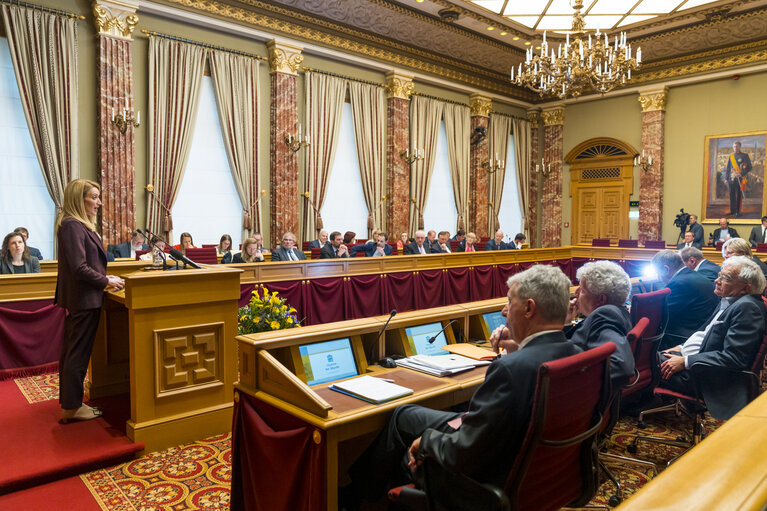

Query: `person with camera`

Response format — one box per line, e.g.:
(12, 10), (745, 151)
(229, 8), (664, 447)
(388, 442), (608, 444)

(687, 214), (704, 247)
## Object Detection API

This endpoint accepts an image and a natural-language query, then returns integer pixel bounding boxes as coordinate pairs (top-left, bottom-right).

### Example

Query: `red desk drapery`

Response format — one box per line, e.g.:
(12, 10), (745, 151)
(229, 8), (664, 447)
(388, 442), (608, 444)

(0, 301), (65, 378)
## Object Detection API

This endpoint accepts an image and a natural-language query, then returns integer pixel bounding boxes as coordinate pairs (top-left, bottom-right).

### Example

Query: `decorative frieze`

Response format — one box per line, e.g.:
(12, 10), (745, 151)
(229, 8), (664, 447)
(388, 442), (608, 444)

(468, 93), (492, 118)
(385, 71), (414, 100)
(541, 106), (565, 126)
(267, 40), (304, 75)
(638, 89), (668, 112)
(92, 0), (139, 40)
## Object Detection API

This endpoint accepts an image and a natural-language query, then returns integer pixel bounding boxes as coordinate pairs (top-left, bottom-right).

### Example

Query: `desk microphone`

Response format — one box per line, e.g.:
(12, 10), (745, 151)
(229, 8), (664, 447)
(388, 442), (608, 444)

(371, 310), (397, 367)
(169, 247), (201, 269)
(427, 319), (459, 344)
(140, 228), (171, 268)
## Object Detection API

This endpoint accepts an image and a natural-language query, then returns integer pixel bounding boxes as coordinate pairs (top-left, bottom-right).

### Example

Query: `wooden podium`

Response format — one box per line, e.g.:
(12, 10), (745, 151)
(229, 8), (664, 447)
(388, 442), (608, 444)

(90, 265), (242, 452)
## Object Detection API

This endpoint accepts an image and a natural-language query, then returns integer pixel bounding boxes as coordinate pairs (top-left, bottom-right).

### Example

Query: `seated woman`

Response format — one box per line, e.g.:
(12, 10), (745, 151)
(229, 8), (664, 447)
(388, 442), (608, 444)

(139, 236), (167, 261)
(722, 237), (767, 278)
(226, 237), (264, 264)
(343, 231), (356, 246)
(457, 232), (478, 252)
(0, 231), (41, 274)
(217, 234), (233, 257)
(395, 232), (408, 251)
(172, 232), (196, 255)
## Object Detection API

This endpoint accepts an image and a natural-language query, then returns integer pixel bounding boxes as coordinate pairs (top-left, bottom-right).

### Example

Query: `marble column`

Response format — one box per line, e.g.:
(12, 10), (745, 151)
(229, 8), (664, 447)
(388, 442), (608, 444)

(541, 106), (565, 248)
(268, 41), (303, 247)
(93, 0), (139, 245)
(637, 88), (667, 244)
(469, 94), (491, 238)
(385, 71), (413, 238)
(526, 109), (540, 248)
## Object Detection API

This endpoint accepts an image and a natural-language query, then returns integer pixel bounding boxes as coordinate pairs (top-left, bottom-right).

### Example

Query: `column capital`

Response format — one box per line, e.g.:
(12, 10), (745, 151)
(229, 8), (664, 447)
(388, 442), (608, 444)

(469, 93), (492, 117)
(92, 0), (139, 40)
(541, 106), (565, 126)
(385, 71), (414, 100)
(526, 109), (540, 125)
(267, 40), (304, 75)
(637, 87), (668, 112)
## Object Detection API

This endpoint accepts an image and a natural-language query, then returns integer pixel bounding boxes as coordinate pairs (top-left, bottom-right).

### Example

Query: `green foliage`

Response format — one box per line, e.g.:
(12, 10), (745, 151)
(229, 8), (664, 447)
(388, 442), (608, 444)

(238, 286), (301, 335)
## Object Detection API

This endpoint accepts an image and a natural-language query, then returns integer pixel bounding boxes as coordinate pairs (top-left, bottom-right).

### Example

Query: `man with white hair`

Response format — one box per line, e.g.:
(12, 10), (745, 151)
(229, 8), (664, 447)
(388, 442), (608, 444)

(308, 230), (329, 250)
(485, 229), (506, 251)
(404, 230), (430, 255)
(679, 246), (720, 284)
(659, 256), (766, 419)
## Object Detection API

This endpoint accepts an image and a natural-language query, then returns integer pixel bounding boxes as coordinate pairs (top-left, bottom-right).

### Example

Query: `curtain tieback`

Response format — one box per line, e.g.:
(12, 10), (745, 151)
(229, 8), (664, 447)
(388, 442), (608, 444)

(243, 211), (252, 231)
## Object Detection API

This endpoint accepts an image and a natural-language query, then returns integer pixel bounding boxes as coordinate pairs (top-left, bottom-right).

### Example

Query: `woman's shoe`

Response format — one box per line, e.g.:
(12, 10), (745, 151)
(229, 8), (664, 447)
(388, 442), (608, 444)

(61, 405), (103, 423)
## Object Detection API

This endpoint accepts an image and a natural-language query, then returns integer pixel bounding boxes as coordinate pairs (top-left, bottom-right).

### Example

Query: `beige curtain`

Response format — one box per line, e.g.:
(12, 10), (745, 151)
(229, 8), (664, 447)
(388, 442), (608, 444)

(302, 72), (346, 241)
(349, 81), (386, 237)
(209, 50), (261, 241)
(409, 96), (444, 234)
(488, 114), (512, 234)
(512, 117), (531, 238)
(146, 37), (206, 241)
(442, 103), (471, 232)
(1, 5), (79, 216)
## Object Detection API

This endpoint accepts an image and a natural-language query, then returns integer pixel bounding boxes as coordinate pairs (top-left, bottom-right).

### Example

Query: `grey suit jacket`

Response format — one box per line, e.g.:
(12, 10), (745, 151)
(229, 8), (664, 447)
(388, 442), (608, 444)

(0, 256), (41, 274)
(749, 225), (767, 247)
(270, 246), (307, 261)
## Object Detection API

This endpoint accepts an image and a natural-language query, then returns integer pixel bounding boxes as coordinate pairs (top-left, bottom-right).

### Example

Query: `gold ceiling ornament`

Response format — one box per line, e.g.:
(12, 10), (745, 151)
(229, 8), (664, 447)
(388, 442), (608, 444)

(511, 0), (641, 99)
(266, 40), (303, 75)
(637, 89), (668, 112)
(469, 94), (492, 117)
(92, 0), (139, 40)
(541, 107), (565, 126)
(526, 110), (540, 125)
(385, 71), (415, 100)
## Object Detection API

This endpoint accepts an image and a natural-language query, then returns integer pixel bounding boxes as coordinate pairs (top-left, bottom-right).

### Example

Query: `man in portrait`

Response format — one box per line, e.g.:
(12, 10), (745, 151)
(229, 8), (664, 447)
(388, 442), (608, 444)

(724, 141), (752, 218)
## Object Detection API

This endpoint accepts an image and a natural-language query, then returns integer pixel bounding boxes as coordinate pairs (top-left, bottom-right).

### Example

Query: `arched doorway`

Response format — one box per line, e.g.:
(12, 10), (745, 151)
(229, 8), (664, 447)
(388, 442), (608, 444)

(566, 138), (637, 244)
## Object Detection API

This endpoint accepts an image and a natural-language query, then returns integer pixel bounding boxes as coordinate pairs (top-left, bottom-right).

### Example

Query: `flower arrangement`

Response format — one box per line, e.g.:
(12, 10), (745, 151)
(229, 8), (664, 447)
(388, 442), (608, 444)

(238, 286), (301, 335)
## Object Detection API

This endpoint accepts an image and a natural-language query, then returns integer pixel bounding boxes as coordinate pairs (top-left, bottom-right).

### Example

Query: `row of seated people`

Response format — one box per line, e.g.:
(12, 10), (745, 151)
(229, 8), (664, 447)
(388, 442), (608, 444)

(340, 248), (767, 509)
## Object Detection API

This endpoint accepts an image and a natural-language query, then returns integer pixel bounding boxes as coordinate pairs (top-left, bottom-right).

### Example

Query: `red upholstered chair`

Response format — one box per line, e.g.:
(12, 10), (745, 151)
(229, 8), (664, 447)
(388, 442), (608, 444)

(388, 343), (615, 511)
(135, 250), (150, 260)
(449, 240), (460, 252)
(357, 239), (368, 245)
(202, 244), (217, 248)
(618, 239), (638, 248)
(184, 247), (218, 265)
(310, 248), (321, 259)
(643, 240), (666, 249)
(354, 250), (366, 257)
(302, 241), (311, 251)
(625, 288), (671, 403)
(477, 240), (487, 251)
(591, 238), (611, 247)
(757, 243), (767, 253)
(716, 241), (724, 251)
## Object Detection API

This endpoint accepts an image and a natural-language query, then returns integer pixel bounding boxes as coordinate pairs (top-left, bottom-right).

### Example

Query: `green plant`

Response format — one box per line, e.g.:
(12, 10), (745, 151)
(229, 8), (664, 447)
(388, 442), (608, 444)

(238, 286), (301, 335)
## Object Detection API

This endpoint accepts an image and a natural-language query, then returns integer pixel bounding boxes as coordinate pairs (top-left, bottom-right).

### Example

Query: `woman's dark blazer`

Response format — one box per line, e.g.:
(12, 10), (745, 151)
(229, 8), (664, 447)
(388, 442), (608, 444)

(0, 256), (41, 274)
(55, 218), (109, 312)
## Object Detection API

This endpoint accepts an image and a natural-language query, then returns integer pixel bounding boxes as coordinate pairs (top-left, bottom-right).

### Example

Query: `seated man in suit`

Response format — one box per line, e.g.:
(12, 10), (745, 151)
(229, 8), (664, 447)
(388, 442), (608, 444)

(451, 229), (465, 243)
(308, 230), (328, 250)
(679, 246), (720, 283)
(425, 230), (437, 251)
(711, 218), (739, 247)
(404, 230), (430, 255)
(651, 250), (720, 350)
(430, 231), (452, 253)
(320, 231), (349, 259)
(677, 231), (701, 250)
(270, 232), (307, 261)
(688, 214), (704, 247)
(112, 230), (150, 259)
(13, 227), (43, 260)
(509, 233), (526, 249)
(485, 229), (506, 251)
(357, 232), (392, 257)
(252, 232), (270, 254)
(343, 265), (581, 507)
(748, 216), (767, 248)
(659, 256), (766, 419)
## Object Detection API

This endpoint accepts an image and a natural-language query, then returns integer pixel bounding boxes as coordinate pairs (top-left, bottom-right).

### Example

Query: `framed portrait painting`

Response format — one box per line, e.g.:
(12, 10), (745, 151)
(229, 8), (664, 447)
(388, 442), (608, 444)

(703, 131), (767, 223)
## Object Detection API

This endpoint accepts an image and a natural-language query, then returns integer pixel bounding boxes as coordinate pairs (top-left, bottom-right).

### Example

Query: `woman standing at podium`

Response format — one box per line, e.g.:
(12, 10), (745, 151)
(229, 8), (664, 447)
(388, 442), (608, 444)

(55, 179), (124, 423)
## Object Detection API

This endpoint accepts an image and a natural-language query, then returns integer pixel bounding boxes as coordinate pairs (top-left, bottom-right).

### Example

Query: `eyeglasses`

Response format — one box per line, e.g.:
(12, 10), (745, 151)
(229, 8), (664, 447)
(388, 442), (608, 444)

(716, 272), (735, 282)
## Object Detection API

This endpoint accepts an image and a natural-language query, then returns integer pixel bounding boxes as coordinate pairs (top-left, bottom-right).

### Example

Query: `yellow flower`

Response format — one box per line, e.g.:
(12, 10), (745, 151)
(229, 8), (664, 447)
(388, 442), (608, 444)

(270, 321), (280, 330)
(295, 324), (301, 328)
(286, 317), (293, 324)
(272, 291), (279, 296)
(254, 316), (261, 323)
(280, 305), (287, 312)
(289, 307), (296, 314)
(239, 315), (247, 321)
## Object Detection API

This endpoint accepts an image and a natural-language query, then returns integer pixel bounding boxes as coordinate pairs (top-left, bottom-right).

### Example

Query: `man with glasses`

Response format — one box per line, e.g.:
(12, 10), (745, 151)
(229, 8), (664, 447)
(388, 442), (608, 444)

(270, 232), (307, 261)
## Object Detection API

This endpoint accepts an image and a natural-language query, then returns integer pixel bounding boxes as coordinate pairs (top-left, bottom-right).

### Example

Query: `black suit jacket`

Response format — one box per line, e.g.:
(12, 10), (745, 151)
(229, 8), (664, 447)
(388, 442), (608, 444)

(485, 239), (506, 251)
(320, 244), (349, 259)
(711, 227), (739, 245)
(749, 225), (767, 247)
(689, 222), (704, 245)
(27, 246), (43, 260)
(677, 241), (702, 250)
(564, 305), (635, 387)
(404, 242), (429, 255)
(419, 331), (582, 485)
(270, 246), (307, 261)
(430, 242), (452, 254)
(112, 240), (150, 258)
(663, 268), (720, 348)
(55, 218), (108, 312)
(696, 259), (721, 283)
(688, 294), (766, 419)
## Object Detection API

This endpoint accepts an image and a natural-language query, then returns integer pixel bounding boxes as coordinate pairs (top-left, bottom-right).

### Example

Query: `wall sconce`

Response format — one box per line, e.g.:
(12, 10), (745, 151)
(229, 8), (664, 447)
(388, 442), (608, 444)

(400, 148), (424, 165)
(112, 108), (140, 134)
(634, 151), (654, 172)
(535, 158), (551, 176)
(483, 157), (505, 174)
(285, 124), (310, 153)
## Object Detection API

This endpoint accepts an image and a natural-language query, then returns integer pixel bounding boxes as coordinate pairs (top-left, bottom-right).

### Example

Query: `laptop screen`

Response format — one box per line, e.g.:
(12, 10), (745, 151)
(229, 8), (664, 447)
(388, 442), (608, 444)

(298, 337), (358, 386)
(482, 311), (506, 336)
(405, 322), (449, 357)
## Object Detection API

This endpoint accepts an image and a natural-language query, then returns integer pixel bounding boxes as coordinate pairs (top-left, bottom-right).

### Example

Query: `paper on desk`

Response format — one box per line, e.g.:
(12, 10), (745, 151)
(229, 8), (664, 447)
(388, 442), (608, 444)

(442, 343), (496, 360)
(329, 375), (413, 404)
(407, 354), (490, 371)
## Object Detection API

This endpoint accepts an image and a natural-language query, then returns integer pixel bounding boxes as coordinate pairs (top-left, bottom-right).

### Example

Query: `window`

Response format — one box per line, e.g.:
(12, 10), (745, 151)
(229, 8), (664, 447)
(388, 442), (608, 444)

(497, 133), (523, 242)
(318, 102), (369, 238)
(422, 121), (458, 234)
(0, 38), (55, 259)
(171, 76), (244, 248)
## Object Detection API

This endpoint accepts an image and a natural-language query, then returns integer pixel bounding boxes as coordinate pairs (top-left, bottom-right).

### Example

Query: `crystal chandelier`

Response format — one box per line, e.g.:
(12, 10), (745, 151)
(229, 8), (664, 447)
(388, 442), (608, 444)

(510, 0), (641, 99)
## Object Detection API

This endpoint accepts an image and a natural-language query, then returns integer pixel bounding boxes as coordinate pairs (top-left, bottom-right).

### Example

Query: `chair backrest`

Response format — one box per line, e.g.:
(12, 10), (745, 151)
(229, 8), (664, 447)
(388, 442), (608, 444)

(354, 250), (366, 257)
(716, 241), (724, 251)
(310, 247), (321, 259)
(621, 317), (651, 398)
(477, 240), (487, 251)
(449, 240), (460, 252)
(202, 244), (217, 248)
(757, 243), (767, 253)
(591, 238), (611, 247)
(630, 288), (671, 341)
(302, 241), (311, 251)
(643, 240), (666, 249)
(135, 249), (150, 260)
(626, 289), (671, 396)
(183, 247), (218, 265)
(618, 239), (638, 248)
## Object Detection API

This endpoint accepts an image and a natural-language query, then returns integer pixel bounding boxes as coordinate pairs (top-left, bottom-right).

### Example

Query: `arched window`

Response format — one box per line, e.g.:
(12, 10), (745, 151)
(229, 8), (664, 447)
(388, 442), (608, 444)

(497, 133), (523, 242)
(422, 121), (458, 233)
(171, 76), (244, 248)
(0, 38), (55, 258)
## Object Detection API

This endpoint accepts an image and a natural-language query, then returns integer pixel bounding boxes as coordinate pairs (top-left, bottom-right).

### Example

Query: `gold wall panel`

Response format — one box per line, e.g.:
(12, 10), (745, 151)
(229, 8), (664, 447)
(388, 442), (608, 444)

(154, 322), (225, 398)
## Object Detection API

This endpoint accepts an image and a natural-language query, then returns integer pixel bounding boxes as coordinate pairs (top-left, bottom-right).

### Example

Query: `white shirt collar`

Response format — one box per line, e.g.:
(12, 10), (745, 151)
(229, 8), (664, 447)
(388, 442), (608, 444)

(518, 329), (561, 350)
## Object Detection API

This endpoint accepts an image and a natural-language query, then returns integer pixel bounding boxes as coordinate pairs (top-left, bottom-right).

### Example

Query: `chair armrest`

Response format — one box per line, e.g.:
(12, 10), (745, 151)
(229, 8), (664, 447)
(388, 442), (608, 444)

(421, 457), (511, 511)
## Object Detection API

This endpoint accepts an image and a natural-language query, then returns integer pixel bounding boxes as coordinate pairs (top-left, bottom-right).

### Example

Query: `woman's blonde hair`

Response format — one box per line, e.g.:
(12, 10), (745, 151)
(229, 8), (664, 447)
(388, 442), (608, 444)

(241, 237), (258, 263)
(56, 179), (100, 232)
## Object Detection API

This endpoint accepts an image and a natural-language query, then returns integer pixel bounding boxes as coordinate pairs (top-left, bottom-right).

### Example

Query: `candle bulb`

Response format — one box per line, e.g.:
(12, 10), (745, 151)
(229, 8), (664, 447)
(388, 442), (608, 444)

(136, 111), (140, 125)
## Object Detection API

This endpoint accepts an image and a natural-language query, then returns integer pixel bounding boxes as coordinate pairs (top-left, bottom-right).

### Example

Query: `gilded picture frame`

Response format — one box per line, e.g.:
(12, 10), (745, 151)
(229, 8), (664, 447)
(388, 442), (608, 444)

(702, 130), (767, 224)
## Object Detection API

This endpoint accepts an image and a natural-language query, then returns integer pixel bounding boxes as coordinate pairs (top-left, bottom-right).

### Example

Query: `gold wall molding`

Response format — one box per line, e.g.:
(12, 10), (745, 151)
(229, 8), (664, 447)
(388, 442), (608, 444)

(469, 93), (492, 117)
(637, 88), (668, 112)
(526, 109), (540, 124)
(92, 0), (139, 40)
(630, 3), (763, 43)
(385, 71), (414, 99)
(266, 40), (303, 75)
(542, 106), (565, 126)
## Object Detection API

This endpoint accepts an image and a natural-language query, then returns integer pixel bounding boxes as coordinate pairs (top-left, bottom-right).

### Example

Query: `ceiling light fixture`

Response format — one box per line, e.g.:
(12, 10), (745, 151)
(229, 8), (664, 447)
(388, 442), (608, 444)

(510, 0), (641, 99)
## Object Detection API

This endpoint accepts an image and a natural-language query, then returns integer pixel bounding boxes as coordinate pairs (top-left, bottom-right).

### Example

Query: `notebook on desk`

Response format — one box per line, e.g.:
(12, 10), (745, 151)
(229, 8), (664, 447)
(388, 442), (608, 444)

(395, 353), (490, 377)
(329, 375), (413, 404)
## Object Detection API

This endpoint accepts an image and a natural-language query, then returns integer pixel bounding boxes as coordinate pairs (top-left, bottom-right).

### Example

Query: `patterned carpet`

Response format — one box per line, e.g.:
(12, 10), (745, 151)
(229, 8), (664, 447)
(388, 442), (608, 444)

(14, 372), (59, 404)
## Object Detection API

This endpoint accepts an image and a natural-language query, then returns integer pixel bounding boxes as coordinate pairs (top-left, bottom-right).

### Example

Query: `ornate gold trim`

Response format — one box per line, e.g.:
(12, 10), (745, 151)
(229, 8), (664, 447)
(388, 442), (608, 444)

(526, 110), (540, 125)
(266, 40), (303, 75)
(92, 0), (139, 40)
(541, 107), (565, 126)
(385, 71), (414, 100)
(630, 4), (764, 43)
(469, 94), (492, 117)
(637, 90), (667, 112)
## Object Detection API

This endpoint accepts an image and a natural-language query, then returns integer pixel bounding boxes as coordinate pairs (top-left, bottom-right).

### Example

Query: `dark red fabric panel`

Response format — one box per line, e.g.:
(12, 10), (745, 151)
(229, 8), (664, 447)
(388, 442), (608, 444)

(495, 264), (518, 297)
(383, 272), (416, 313)
(305, 278), (346, 325)
(347, 274), (385, 319)
(470, 265), (495, 301)
(445, 267), (471, 305)
(0, 304), (65, 370)
(262, 281), (306, 325)
(0, 299), (54, 312)
(554, 259), (574, 283)
(571, 257), (590, 281)
(231, 392), (326, 511)
(414, 269), (444, 309)
(239, 284), (256, 308)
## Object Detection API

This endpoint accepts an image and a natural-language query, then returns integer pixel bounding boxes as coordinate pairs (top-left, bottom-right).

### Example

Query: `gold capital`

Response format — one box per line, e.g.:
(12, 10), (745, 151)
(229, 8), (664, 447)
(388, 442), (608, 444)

(385, 71), (414, 100)
(526, 109), (540, 125)
(267, 40), (304, 75)
(541, 106), (565, 126)
(469, 93), (492, 117)
(638, 89), (668, 112)
(92, 0), (139, 40)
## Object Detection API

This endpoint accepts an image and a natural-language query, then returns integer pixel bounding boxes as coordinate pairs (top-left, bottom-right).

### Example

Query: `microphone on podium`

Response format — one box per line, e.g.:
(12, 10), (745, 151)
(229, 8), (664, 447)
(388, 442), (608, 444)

(371, 310), (397, 368)
(427, 319), (459, 344)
